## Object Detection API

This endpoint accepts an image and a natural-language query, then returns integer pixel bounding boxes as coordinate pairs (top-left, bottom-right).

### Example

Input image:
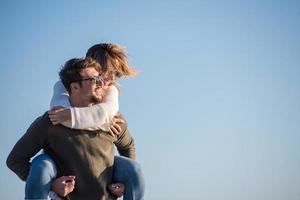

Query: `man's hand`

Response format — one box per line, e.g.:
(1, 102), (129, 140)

(51, 175), (76, 197)
(48, 106), (71, 125)
(108, 183), (125, 197)
(109, 113), (125, 137)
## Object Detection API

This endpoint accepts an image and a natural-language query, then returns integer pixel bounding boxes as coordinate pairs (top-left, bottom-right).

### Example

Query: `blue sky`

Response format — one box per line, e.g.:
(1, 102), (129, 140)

(0, 1), (300, 199)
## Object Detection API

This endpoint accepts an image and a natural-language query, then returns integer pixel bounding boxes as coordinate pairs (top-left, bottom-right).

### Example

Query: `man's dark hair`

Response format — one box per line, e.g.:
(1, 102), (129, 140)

(59, 57), (100, 93)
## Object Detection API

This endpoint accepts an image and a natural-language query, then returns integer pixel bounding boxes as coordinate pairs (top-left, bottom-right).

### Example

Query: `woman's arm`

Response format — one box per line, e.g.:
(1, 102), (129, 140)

(50, 81), (70, 109)
(70, 85), (119, 131)
(49, 81), (71, 127)
(49, 81), (119, 131)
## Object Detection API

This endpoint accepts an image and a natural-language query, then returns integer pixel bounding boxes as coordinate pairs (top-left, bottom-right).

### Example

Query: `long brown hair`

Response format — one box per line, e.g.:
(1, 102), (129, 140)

(86, 43), (138, 78)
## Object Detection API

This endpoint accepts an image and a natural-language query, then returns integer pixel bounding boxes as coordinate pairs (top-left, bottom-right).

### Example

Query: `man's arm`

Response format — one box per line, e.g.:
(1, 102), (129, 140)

(6, 114), (49, 181)
(113, 114), (136, 160)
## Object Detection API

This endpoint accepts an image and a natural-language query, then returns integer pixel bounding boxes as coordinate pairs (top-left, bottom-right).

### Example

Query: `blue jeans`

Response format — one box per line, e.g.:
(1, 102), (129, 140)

(25, 154), (145, 200)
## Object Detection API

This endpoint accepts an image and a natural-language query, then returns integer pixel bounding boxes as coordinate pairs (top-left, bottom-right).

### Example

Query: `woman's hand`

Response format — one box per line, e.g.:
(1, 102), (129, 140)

(48, 106), (71, 125)
(109, 113), (125, 137)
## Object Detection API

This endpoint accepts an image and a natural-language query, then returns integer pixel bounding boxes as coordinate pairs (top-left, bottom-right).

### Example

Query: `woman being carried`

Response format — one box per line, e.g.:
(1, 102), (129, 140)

(25, 44), (145, 200)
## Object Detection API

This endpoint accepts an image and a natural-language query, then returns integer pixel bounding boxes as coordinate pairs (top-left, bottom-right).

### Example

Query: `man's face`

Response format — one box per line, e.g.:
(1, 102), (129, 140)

(77, 67), (106, 104)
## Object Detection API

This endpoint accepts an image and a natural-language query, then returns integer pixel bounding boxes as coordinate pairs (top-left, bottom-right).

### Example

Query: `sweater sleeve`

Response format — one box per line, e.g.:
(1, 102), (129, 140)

(114, 115), (136, 159)
(50, 81), (71, 108)
(6, 114), (50, 181)
(70, 85), (119, 131)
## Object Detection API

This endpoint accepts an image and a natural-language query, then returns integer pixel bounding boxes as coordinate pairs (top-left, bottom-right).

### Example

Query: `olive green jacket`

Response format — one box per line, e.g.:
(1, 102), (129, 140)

(7, 112), (135, 200)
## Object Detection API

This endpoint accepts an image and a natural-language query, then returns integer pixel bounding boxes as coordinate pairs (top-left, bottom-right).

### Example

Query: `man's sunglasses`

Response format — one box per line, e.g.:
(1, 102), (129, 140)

(74, 76), (104, 86)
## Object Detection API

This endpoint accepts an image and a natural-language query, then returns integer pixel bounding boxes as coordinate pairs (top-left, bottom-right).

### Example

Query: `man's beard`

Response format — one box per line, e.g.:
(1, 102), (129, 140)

(90, 95), (102, 104)
(89, 88), (105, 104)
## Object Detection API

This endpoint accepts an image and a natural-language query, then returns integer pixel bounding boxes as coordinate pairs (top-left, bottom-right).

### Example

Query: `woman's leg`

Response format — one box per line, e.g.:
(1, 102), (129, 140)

(25, 153), (57, 200)
(113, 156), (145, 200)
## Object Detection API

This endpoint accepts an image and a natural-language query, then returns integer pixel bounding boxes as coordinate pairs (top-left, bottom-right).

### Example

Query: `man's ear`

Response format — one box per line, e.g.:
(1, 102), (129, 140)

(70, 82), (80, 92)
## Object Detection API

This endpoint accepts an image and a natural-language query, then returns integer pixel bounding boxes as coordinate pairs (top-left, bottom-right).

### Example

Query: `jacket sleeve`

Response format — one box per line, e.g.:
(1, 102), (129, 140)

(114, 115), (136, 160)
(6, 115), (49, 181)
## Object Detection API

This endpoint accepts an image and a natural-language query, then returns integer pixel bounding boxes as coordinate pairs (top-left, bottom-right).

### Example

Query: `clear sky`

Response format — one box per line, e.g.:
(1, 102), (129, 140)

(0, 1), (300, 200)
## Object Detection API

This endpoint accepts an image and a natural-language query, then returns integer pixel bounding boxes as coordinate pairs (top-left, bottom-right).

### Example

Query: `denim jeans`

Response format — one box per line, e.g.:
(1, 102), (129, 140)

(113, 156), (145, 200)
(25, 154), (145, 200)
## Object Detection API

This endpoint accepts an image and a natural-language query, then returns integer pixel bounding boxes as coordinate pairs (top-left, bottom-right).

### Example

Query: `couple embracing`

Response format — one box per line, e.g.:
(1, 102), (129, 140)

(7, 43), (145, 200)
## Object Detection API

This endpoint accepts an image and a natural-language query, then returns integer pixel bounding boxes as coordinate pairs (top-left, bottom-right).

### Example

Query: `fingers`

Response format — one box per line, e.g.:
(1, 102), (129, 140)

(63, 176), (75, 190)
(112, 114), (125, 124)
(113, 124), (122, 133)
(109, 126), (119, 137)
(58, 175), (76, 183)
(108, 120), (118, 137)
(111, 118), (125, 129)
(48, 109), (70, 125)
(48, 109), (60, 124)
(63, 176), (76, 194)
(52, 175), (76, 197)
(65, 181), (75, 192)
(49, 117), (59, 125)
(50, 106), (65, 111)
(109, 116), (124, 136)
(48, 108), (65, 116)
(114, 118), (125, 124)
(48, 113), (60, 125)
(62, 175), (76, 182)
(109, 123), (122, 136)
(110, 125), (119, 134)
(48, 110), (56, 115)
(108, 129), (116, 137)
(65, 181), (75, 191)
(109, 183), (125, 197)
